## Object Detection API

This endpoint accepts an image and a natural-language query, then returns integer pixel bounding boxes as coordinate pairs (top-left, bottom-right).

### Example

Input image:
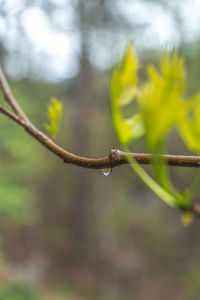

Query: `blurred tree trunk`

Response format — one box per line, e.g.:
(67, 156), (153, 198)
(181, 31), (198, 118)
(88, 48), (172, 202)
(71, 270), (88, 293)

(66, 0), (95, 260)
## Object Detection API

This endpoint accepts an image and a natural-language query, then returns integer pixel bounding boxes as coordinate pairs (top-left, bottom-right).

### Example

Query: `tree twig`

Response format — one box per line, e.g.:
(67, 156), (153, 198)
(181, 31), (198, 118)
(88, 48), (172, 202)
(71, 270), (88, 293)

(0, 67), (200, 170)
(1, 105), (200, 169)
(0, 67), (29, 122)
(0, 66), (200, 216)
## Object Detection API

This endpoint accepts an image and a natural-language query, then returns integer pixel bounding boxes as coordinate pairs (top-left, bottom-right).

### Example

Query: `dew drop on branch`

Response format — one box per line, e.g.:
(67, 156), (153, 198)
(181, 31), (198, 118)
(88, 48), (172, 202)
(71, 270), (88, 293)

(102, 168), (112, 176)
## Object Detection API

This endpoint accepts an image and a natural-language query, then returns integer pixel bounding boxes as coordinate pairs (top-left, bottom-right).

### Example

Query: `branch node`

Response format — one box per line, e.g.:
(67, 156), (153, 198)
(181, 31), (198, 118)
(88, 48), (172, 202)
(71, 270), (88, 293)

(109, 149), (120, 167)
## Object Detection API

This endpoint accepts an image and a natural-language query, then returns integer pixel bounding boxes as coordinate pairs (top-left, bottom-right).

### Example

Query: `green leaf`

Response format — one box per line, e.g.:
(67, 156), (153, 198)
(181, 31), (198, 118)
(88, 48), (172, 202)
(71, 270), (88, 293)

(138, 52), (195, 206)
(139, 52), (186, 149)
(111, 45), (196, 210)
(111, 43), (144, 145)
(118, 87), (139, 107)
(111, 44), (200, 211)
(45, 97), (62, 138)
(123, 146), (177, 207)
(179, 93), (200, 153)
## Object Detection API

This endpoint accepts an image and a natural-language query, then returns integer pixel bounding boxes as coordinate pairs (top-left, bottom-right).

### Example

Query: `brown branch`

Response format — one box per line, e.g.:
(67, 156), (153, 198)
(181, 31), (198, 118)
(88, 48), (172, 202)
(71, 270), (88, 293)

(0, 67), (29, 122)
(1, 109), (200, 170)
(0, 105), (22, 124)
(0, 67), (200, 216)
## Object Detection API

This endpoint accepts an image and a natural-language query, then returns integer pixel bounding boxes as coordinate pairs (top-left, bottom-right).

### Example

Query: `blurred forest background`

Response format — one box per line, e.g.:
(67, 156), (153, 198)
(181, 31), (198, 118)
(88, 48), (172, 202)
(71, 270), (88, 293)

(0, 0), (200, 299)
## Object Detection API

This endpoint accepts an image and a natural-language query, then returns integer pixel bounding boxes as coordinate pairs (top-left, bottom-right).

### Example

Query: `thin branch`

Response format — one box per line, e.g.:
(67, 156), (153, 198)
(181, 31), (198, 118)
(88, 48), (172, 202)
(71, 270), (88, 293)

(1, 109), (200, 170)
(0, 67), (200, 216)
(0, 68), (200, 170)
(0, 105), (21, 124)
(0, 67), (29, 122)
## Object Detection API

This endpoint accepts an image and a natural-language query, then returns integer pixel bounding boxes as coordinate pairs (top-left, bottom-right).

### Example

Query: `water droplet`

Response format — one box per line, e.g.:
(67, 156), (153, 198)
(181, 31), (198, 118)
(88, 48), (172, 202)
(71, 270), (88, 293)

(102, 168), (112, 176)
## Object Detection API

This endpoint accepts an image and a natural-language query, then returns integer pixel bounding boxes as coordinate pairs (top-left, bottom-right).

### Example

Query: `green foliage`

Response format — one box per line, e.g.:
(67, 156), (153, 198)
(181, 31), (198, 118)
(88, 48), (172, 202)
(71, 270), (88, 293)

(140, 52), (186, 149)
(0, 181), (31, 221)
(111, 44), (200, 214)
(111, 43), (144, 144)
(45, 97), (62, 139)
(0, 109), (40, 223)
(0, 282), (40, 300)
(179, 93), (200, 152)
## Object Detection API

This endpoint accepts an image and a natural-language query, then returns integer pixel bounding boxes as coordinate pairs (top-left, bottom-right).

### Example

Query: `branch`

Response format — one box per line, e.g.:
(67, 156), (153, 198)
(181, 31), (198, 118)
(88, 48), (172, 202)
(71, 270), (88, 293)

(0, 67), (200, 170)
(0, 68), (29, 122)
(1, 107), (200, 169)
(0, 66), (200, 216)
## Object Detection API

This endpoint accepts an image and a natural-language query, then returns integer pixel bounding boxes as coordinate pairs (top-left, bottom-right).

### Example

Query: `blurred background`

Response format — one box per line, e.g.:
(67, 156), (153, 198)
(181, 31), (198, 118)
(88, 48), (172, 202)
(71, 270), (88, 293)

(0, 0), (200, 299)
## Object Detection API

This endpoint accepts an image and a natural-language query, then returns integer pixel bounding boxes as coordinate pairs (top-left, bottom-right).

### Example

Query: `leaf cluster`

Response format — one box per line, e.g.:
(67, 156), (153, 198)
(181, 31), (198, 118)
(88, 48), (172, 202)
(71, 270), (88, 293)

(111, 44), (200, 220)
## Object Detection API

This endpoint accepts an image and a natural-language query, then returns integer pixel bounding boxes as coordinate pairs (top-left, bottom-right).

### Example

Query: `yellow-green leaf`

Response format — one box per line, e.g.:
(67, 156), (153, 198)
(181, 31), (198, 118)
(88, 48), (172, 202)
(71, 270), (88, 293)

(111, 44), (200, 210)
(139, 52), (186, 149)
(45, 97), (62, 138)
(118, 87), (138, 106)
(111, 43), (144, 145)
(179, 93), (200, 153)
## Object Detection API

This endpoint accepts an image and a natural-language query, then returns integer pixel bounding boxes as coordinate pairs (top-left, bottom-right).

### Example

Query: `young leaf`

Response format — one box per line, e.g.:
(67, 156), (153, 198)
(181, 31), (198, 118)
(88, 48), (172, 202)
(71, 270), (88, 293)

(179, 93), (200, 153)
(111, 43), (144, 145)
(123, 146), (177, 207)
(139, 52), (186, 150)
(111, 44), (200, 214)
(45, 97), (62, 139)
(111, 44), (197, 211)
(138, 52), (194, 205)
